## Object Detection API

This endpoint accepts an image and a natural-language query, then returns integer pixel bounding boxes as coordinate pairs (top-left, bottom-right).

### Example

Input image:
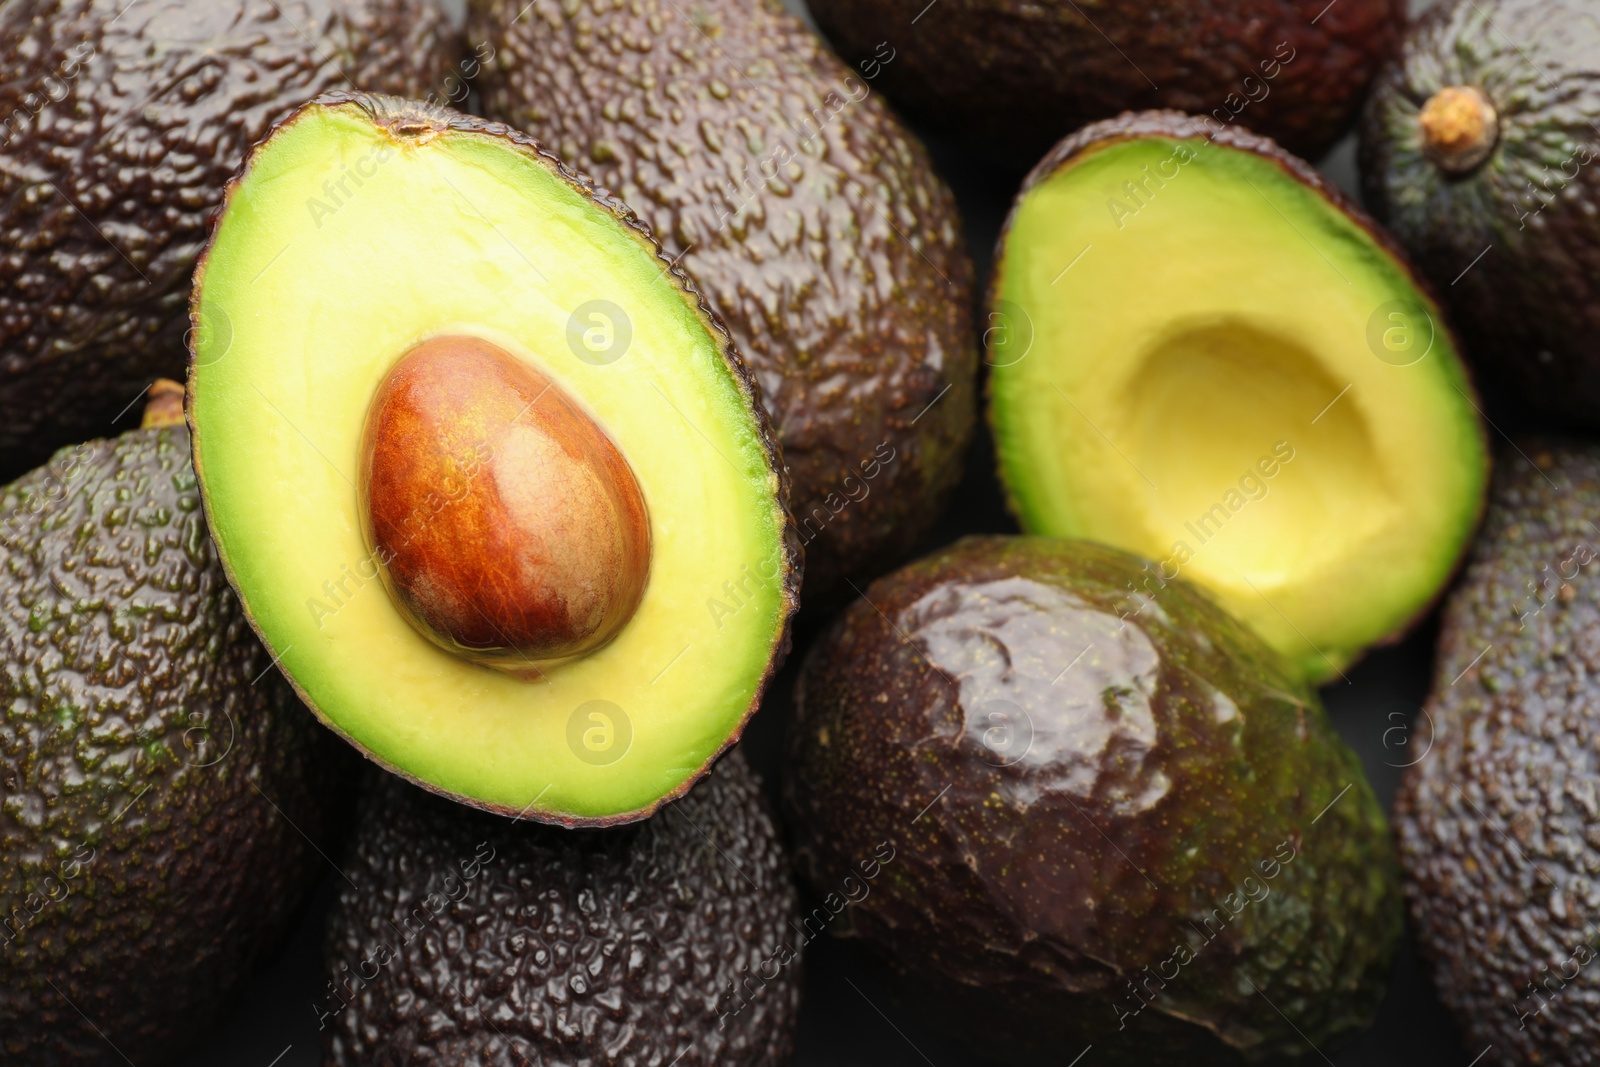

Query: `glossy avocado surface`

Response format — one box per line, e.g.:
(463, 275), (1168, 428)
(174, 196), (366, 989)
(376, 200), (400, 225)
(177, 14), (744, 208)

(0, 0), (459, 478)
(784, 536), (1402, 1065)
(467, 0), (978, 606)
(0, 425), (352, 1065)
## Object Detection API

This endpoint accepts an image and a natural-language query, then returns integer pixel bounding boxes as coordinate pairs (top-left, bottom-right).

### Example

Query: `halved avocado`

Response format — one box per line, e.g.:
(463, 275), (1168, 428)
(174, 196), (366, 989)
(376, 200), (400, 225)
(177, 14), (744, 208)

(187, 93), (799, 826)
(989, 111), (1488, 681)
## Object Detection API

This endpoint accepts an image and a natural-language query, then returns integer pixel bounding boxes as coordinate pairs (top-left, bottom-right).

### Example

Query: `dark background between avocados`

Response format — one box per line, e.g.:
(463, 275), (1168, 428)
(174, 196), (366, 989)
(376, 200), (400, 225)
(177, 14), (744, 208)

(176, 0), (1470, 1063)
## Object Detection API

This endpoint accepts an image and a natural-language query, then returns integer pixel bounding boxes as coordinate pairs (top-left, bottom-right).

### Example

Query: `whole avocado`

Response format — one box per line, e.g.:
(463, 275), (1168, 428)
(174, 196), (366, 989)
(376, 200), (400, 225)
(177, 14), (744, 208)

(1398, 442), (1600, 1065)
(0, 417), (351, 1065)
(323, 748), (801, 1066)
(466, 0), (976, 605)
(0, 0), (460, 478)
(784, 536), (1401, 1065)
(806, 0), (1403, 161)
(1360, 0), (1600, 429)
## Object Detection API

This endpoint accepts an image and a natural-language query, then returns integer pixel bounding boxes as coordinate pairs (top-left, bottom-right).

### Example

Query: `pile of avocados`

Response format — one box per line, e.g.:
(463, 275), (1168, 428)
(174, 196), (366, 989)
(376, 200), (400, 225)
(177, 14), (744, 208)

(4, 0), (1600, 1064)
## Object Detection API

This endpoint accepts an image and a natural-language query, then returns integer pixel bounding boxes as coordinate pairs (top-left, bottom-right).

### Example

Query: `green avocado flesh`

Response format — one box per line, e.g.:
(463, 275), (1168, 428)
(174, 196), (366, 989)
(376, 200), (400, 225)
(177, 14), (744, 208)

(991, 132), (1488, 681)
(189, 98), (792, 824)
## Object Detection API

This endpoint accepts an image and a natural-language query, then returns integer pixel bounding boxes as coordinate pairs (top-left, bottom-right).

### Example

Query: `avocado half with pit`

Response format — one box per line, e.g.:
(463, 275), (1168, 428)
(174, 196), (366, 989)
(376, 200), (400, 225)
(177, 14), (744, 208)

(988, 111), (1488, 681)
(187, 93), (799, 826)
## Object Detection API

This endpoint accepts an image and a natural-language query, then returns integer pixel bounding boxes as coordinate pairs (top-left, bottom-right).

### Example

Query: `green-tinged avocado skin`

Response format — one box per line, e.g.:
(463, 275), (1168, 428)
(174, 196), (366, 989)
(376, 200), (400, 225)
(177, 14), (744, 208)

(323, 748), (800, 1066)
(467, 0), (976, 608)
(0, 426), (352, 1065)
(1360, 0), (1600, 428)
(0, 0), (459, 479)
(806, 0), (1402, 161)
(784, 536), (1401, 1065)
(1399, 442), (1600, 1064)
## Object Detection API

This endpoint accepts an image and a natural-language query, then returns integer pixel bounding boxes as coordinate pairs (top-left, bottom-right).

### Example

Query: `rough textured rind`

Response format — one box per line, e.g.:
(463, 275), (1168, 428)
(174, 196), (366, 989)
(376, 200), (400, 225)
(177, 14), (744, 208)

(785, 536), (1401, 1065)
(0, 427), (352, 1065)
(324, 748), (801, 1067)
(0, 0), (459, 479)
(1399, 442), (1600, 1066)
(987, 109), (1489, 671)
(467, 0), (977, 607)
(806, 0), (1402, 161)
(1361, 0), (1600, 429)
(188, 92), (802, 827)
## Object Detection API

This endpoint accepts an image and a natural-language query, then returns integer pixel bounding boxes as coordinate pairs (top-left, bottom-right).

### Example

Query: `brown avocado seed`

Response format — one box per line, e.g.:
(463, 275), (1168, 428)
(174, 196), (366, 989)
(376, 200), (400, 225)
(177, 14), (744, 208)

(1418, 85), (1499, 175)
(359, 335), (650, 673)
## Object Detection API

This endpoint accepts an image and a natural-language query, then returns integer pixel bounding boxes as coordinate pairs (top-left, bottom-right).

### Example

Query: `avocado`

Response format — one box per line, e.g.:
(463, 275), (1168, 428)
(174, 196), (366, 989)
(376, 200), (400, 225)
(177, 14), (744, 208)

(784, 536), (1402, 1065)
(0, 396), (351, 1065)
(323, 748), (800, 1066)
(988, 110), (1489, 682)
(1398, 442), (1600, 1065)
(466, 0), (976, 605)
(806, 0), (1403, 162)
(1360, 0), (1600, 430)
(187, 93), (800, 827)
(0, 0), (459, 478)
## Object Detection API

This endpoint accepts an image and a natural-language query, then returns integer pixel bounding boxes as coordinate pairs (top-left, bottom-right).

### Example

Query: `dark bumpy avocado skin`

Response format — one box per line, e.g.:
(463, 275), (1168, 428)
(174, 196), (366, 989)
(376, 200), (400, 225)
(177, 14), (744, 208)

(0, 0), (458, 479)
(324, 749), (800, 1066)
(806, 0), (1401, 161)
(467, 0), (976, 606)
(0, 427), (351, 1065)
(1399, 443), (1600, 1065)
(785, 537), (1400, 1065)
(1361, 0), (1600, 429)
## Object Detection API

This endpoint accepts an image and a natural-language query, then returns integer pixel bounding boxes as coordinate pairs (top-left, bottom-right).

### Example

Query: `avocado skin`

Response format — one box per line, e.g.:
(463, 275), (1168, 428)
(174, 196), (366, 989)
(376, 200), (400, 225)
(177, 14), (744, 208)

(784, 536), (1401, 1065)
(323, 748), (800, 1066)
(806, 0), (1402, 162)
(1361, 0), (1600, 429)
(467, 0), (976, 607)
(0, 0), (459, 480)
(1398, 442), (1600, 1064)
(0, 427), (352, 1065)
(190, 92), (803, 828)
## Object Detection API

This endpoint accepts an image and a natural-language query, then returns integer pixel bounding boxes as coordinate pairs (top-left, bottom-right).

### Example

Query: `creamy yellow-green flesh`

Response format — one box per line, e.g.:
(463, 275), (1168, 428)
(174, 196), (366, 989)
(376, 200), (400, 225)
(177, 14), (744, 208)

(991, 136), (1487, 681)
(190, 105), (789, 821)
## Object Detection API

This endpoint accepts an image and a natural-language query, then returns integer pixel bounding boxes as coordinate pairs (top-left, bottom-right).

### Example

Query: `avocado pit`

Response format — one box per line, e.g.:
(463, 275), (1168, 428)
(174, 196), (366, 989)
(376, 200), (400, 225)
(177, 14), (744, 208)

(1418, 85), (1499, 175)
(359, 334), (650, 673)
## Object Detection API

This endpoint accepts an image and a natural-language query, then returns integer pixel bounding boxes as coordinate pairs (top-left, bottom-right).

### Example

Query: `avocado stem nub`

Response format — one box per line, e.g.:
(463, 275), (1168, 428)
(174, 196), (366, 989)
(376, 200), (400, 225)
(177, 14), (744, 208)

(142, 379), (187, 429)
(1419, 86), (1499, 175)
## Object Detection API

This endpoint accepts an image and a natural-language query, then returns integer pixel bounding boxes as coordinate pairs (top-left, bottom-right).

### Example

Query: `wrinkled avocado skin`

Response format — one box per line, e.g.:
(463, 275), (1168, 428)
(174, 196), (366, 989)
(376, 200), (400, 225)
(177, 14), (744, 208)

(1360, 0), (1600, 429)
(1399, 443), (1600, 1065)
(324, 748), (800, 1066)
(806, 0), (1402, 161)
(784, 536), (1400, 1065)
(0, 0), (459, 479)
(468, 0), (976, 607)
(0, 427), (352, 1065)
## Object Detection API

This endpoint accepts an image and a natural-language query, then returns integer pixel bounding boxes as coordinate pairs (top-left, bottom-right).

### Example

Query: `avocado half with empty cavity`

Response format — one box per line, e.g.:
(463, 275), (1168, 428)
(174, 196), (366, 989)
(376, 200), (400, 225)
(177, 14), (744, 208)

(989, 111), (1489, 681)
(187, 93), (799, 826)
